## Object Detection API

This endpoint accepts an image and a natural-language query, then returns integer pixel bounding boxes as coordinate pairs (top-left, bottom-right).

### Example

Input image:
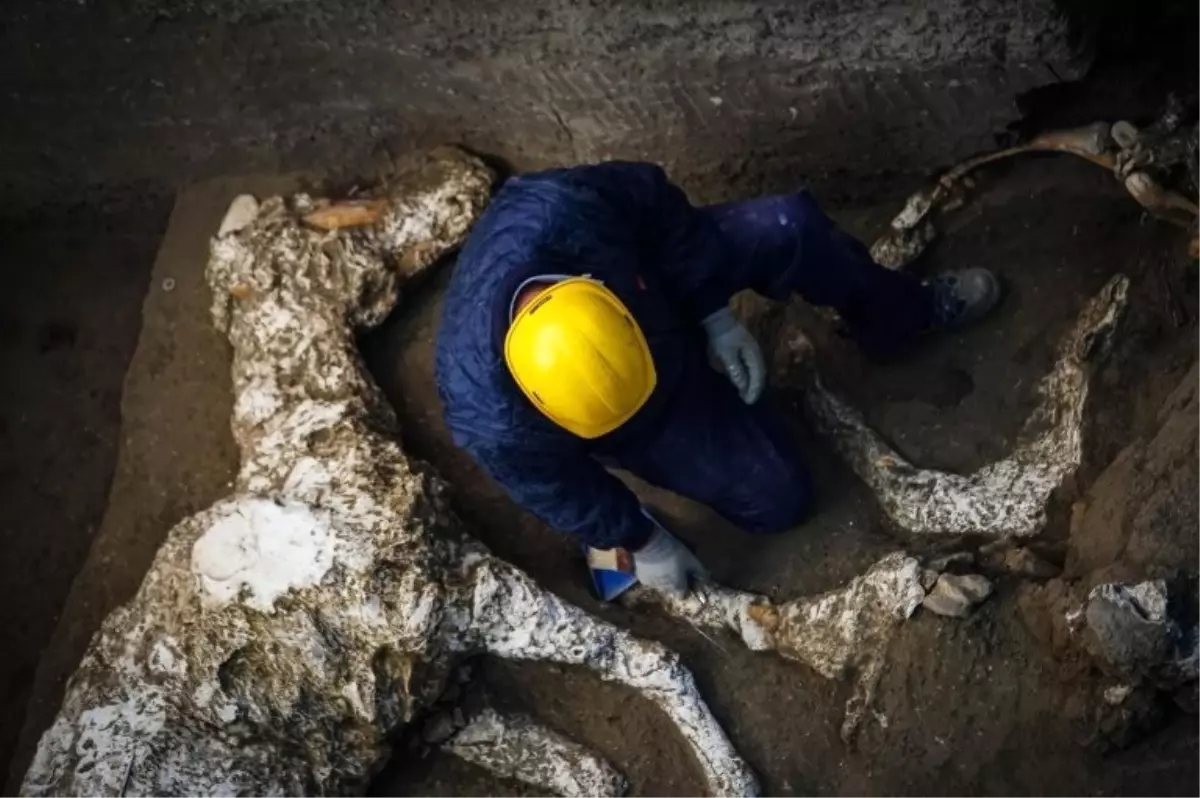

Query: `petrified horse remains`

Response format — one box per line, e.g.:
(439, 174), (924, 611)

(24, 136), (1145, 795)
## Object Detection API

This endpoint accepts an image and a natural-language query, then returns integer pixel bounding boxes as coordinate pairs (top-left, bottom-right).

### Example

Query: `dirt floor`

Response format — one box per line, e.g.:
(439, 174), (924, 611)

(3, 150), (1198, 794)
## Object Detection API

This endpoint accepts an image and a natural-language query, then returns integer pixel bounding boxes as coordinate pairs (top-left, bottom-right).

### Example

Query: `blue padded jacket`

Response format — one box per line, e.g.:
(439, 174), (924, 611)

(434, 162), (737, 550)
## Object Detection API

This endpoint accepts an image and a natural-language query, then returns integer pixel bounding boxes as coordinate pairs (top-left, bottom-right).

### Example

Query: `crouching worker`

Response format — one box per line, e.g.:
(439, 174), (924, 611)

(435, 162), (1000, 598)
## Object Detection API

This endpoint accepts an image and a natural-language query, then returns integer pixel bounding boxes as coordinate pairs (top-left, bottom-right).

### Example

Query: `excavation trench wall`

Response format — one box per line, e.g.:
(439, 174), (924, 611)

(0, 0), (1086, 211)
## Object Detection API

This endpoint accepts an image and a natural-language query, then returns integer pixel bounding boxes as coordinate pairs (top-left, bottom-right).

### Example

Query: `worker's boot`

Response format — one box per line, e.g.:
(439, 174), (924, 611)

(926, 267), (1002, 331)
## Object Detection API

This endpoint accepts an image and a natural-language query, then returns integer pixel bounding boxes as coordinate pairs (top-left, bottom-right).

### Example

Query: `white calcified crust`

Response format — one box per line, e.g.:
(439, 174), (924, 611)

(455, 558), (757, 796)
(630, 552), (927, 741)
(635, 553), (925, 679)
(22, 148), (759, 798)
(794, 274), (1129, 540)
(443, 707), (627, 797)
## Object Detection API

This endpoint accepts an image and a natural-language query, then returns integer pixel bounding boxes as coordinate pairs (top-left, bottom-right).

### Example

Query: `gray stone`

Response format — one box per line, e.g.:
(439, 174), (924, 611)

(922, 573), (994, 618)
(1086, 581), (1173, 673)
(1104, 684), (1134, 705)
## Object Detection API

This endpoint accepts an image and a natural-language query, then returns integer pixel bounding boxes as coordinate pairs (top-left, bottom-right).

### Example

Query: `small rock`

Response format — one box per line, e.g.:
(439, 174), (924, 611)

(1095, 683), (1167, 751)
(161, 277), (176, 293)
(1104, 684), (1133, 705)
(1086, 581), (1170, 673)
(922, 573), (994, 618)
(217, 194), (260, 237)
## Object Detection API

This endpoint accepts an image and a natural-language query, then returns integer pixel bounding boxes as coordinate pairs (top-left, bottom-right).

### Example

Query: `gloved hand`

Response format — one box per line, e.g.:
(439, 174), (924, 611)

(632, 522), (708, 597)
(702, 306), (766, 404)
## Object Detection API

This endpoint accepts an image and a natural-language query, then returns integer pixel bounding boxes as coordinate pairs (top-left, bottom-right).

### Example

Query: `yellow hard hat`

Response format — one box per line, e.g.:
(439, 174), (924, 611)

(505, 277), (656, 439)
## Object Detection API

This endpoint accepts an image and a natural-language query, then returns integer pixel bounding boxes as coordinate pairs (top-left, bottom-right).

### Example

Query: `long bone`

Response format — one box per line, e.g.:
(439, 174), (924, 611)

(871, 119), (1198, 269)
(793, 274), (1129, 541)
(626, 552), (928, 742)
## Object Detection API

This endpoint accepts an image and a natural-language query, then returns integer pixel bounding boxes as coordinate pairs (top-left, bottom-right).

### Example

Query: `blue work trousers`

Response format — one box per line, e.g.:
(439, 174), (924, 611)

(607, 191), (934, 533)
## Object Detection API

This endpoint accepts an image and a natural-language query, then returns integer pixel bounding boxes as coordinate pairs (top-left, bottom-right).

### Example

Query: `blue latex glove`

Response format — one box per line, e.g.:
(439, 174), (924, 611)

(702, 306), (766, 404)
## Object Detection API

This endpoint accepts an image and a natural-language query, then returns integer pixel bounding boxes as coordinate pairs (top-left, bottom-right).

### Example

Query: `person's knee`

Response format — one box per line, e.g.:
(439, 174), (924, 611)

(738, 461), (814, 534)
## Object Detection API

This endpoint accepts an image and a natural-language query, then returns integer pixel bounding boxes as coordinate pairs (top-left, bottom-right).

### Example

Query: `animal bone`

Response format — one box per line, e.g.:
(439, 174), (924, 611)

(21, 147), (757, 798)
(1123, 170), (1200, 228)
(788, 274), (1129, 540)
(302, 199), (389, 230)
(870, 123), (1116, 268)
(871, 113), (1198, 268)
(627, 551), (930, 742)
(1112, 95), (1200, 190)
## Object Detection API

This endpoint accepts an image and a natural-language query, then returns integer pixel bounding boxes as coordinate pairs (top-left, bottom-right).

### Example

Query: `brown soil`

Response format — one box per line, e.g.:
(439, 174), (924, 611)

(5, 155), (1198, 795)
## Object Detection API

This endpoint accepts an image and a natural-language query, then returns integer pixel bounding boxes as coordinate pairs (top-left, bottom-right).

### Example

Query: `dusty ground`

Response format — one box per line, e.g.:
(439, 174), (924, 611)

(3, 152), (1197, 794)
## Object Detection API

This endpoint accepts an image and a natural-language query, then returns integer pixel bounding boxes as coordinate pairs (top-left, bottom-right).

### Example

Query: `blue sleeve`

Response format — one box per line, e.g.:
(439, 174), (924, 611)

(567, 162), (736, 321)
(464, 439), (654, 551)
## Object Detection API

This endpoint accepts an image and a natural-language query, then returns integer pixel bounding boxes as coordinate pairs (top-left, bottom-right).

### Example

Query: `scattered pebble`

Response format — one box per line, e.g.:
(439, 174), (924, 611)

(1084, 580), (1197, 682)
(1104, 684), (1133, 705)
(922, 573), (993, 618)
